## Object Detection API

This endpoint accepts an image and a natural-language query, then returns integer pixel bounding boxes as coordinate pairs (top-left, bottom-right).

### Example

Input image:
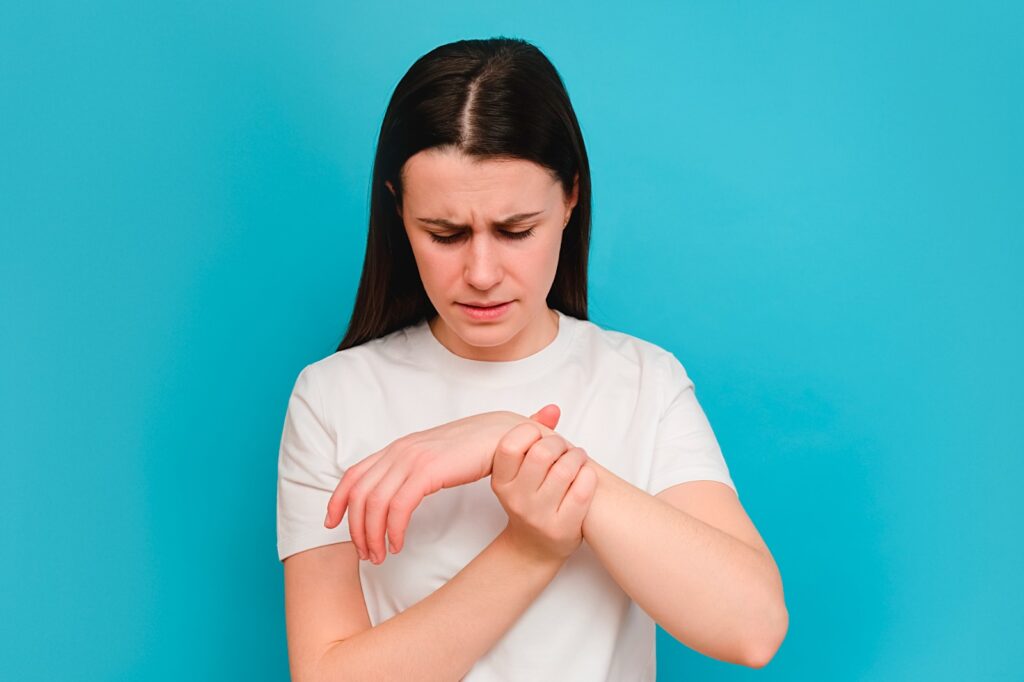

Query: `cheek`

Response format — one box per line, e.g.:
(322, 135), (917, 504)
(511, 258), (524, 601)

(511, 241), (561, 288)
(540, 234), (563, 271)
(413, 246), (459, 285)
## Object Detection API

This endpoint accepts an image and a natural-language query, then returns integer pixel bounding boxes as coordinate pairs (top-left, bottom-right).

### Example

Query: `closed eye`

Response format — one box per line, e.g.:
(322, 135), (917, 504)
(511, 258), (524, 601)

(428, 227), (536, 245)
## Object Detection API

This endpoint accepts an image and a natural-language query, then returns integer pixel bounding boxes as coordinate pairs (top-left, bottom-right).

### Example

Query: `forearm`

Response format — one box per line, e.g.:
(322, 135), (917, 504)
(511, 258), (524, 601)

(580, 459), (784, 667)
(315, 530), (564, 682)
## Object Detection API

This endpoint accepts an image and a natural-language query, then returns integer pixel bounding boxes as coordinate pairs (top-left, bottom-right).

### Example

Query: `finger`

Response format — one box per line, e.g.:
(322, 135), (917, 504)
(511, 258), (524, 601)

(325, 449), (385, 528)
(492, 422), (544, 485)
(529, 404), (561, 431)
(536, 447), (587, 510)
(525, 405), (574, 450)
(386, 470), (433, 554)
(363, 461), (413, 564)
(348, 459), (395, 562)
(324, 466), (364, 529)
(557, 460), (598, 523)
(515, 434), (571, 492)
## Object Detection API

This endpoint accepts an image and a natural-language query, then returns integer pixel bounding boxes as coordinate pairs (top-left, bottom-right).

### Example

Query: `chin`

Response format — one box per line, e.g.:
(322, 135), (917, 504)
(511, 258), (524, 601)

(453, 313), (522, 340)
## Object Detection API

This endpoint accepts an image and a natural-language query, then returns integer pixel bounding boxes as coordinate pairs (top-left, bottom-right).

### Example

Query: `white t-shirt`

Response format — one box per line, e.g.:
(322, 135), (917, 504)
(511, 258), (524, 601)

(277, 309), (738, 681)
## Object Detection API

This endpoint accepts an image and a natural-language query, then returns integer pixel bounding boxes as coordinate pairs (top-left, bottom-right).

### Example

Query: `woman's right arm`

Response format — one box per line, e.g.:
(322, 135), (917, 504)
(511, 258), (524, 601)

(286, 422), (594, 682)
(285, 531), (565, 682)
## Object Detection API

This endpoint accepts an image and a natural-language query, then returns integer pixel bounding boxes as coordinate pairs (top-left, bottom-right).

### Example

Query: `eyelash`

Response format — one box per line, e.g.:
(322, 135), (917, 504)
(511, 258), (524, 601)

(428, 228), (536, 245)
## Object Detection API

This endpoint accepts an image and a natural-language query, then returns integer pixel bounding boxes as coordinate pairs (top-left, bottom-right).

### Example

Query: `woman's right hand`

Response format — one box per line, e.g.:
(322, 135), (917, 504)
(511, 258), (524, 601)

(490, 422), (598, 564)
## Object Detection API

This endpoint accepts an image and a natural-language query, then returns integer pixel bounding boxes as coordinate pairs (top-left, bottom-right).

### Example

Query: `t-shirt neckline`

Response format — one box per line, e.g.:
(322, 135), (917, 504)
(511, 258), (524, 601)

(407, 308), (578, 387)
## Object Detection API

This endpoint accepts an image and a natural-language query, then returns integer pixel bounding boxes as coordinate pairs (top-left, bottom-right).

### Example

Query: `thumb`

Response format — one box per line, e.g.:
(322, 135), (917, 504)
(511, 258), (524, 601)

(528, 403), (561, 431)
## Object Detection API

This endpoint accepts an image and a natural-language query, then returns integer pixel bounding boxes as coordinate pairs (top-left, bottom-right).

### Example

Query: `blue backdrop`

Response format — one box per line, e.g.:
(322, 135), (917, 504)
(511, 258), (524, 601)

(3, 2), (1021, 679)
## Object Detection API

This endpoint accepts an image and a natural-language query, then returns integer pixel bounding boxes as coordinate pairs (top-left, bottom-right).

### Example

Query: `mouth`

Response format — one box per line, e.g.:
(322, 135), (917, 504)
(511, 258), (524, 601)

(460, 301), (509, 308)
(457, 300), (514, 319)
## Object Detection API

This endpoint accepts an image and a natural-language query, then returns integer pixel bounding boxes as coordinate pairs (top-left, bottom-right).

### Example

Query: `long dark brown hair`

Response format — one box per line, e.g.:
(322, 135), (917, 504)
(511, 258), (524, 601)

(337, 36), (592, 352)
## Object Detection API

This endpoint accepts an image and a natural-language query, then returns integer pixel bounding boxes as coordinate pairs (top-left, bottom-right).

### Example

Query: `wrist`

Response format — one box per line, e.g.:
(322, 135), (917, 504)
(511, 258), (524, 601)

(496, 526), (569, 570)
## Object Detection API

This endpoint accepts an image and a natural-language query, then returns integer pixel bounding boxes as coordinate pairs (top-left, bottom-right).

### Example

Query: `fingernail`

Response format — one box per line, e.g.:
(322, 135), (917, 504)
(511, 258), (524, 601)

(358, 547), (367, 560)
(389, 540), (396, 554)
(324, 512), (331, 527)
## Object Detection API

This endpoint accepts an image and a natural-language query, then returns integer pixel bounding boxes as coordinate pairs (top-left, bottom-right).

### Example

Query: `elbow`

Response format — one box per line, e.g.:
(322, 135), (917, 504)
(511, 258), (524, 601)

(305, 640), (345, 682)
(744, 602), (789, 669)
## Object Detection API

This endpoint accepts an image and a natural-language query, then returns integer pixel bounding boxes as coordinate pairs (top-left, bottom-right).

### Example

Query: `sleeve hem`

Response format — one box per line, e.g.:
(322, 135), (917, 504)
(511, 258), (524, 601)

(278, 527), (353, 563)
(649, 466), (739, 499)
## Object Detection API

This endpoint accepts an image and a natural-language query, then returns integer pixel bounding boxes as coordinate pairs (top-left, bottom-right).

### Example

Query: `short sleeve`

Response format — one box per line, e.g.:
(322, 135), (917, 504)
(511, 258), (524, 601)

(276, 364), (352, 562)
(647, 353), (739, 499)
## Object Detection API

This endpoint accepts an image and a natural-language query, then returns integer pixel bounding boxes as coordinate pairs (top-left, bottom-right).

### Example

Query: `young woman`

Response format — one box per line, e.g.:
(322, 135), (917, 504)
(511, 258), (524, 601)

(276, 37), (787, 681)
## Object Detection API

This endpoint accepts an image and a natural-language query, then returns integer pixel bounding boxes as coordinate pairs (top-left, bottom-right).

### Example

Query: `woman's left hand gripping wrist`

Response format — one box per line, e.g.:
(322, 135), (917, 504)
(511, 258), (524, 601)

(323, 406), (566, 564)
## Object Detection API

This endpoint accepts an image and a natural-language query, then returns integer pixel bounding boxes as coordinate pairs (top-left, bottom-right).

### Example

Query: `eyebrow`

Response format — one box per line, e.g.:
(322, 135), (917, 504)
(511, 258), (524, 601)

(414, 211), (544, 230)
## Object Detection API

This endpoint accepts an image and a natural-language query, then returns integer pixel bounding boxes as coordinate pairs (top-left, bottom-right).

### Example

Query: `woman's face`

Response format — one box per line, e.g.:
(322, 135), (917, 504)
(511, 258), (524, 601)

(388, 147), (578, 361)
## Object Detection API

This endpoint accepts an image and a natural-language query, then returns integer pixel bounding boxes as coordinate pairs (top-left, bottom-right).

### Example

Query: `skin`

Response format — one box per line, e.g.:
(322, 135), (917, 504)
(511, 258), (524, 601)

(387, 146), (578, 362)
(308, 420), (598, 682)
(324, 407), (579, 561)
(324, 148), (586, 564)
(318, 148), (786, 669)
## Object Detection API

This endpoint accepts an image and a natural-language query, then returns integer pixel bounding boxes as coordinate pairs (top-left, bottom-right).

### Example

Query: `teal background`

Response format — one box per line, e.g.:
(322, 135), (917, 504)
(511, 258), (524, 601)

(3, 2), (1021, 679)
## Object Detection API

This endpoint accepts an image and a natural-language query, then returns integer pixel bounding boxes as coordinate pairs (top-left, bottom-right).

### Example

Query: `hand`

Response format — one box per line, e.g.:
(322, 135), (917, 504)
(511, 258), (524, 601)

(324, 405), (564, 564)
(490, 422), (598, 564)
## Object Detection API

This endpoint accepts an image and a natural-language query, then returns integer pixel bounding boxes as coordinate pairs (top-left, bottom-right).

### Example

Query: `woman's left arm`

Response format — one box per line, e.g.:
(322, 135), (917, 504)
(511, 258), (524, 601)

(579, 457), (788, 669)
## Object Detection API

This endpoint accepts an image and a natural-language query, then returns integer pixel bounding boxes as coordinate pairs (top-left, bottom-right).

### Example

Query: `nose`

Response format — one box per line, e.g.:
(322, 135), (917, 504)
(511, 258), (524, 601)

(463, 232), (503, 291)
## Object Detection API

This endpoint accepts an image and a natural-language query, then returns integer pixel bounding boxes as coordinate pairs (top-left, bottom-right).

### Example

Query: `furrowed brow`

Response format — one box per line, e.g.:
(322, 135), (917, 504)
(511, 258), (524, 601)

(415, 211), (544, 230)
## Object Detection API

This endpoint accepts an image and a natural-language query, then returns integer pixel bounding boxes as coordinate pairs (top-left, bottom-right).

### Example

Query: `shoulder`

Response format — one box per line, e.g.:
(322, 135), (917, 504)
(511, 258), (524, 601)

(304, 323), (418, 381)
(571, 315), (690, 393)
(290, 323), (425, 419)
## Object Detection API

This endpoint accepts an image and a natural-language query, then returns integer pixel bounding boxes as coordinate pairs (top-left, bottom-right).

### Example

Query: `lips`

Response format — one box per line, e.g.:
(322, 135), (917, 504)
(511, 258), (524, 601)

(457, 300), (513, 320)
(461, 301), (508, 308)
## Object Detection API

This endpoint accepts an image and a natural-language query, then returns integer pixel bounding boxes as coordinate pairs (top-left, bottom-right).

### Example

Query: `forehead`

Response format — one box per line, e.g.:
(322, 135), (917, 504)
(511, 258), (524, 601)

(401, 149), (560, 213)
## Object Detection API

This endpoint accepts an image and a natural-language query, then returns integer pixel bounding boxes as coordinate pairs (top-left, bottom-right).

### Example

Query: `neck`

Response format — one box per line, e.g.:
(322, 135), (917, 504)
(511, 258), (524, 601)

(428, 307), (559, 362)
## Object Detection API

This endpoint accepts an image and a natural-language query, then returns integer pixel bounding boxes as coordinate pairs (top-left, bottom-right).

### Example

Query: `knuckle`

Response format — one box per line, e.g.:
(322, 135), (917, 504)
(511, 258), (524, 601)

(494, 438), (514, 458)
(498, 423), (541, 452)
(395, 440), (420, 459)
(528, 441), (561, 464)
(339, 470), (358, 489)
(537, 434), (566, 452)
(390, 491), (415, 509)
(393, 432), (422, 451)
(549, 459), (576, 481)
(565, 449), (587, 468)
(350, 457), (374, 475)
(574, 470), (596, 501)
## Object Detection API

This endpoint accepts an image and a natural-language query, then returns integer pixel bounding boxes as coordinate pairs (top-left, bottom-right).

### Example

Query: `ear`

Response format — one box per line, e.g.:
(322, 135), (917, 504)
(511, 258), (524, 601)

(562, 173), (579, 228)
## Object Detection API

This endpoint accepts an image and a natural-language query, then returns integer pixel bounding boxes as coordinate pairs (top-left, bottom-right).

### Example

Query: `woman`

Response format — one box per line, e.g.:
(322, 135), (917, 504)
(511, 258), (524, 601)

(277, 37), (787, 680)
